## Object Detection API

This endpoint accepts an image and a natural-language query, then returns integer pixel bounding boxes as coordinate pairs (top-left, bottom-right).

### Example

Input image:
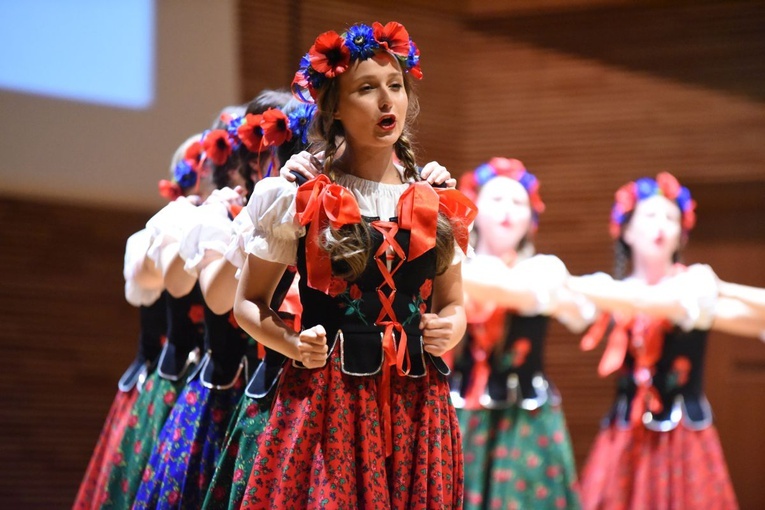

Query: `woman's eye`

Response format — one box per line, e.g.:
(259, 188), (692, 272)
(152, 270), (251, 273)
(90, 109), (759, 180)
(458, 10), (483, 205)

(390, 83), (403, 90)
(359, 85), (373, 92)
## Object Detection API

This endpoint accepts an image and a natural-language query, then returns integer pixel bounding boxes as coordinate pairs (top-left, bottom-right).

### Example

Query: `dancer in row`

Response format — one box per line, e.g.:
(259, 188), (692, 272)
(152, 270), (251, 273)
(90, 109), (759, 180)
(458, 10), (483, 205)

(571, 172), (744, 509)
(234, 21), (476, 508)
(451, 157), (587, 509)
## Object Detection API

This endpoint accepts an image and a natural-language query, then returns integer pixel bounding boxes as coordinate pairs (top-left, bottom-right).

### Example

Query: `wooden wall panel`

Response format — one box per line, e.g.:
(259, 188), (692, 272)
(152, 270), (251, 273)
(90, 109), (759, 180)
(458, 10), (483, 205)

(0, 197), (150, 507)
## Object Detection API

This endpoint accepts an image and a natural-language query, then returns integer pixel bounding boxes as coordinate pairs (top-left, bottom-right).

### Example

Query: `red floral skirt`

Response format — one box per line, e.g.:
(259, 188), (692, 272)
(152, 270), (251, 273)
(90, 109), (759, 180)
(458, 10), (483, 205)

(240, 347), (464, 509)
(73, 388), (139, 509)
(578, 423), (738, 510)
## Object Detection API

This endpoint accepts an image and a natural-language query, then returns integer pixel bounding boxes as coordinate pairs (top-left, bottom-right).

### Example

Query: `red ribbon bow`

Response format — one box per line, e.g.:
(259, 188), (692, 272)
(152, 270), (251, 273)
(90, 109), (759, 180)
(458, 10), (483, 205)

(295, 175), (361, 294)
(436, 188), (478, 255)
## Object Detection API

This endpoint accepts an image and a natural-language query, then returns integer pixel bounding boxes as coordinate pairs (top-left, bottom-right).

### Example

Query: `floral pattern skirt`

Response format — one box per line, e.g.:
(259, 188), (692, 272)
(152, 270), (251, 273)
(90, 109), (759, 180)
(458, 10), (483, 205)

(132, 375), (244, 509)
(458, 403), (580, 510)
(100, 372), (186, 509)
(239, 350), (464, 510)
(73, 388), (138, 509)
(578, 423), (738, 510)
(201, 394), (272, 510)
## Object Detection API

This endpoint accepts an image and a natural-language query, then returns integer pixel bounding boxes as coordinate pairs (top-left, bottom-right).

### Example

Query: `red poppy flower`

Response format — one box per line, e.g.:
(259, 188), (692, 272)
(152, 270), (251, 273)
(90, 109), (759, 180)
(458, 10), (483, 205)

(168, 491), (180, 505)
(172, 428), (182, 442)
(202, 129), (233, 166)
(372, 22), (410, 57)
(227, 441), (239, 457)
(349, 284), (362, 300)
(185, 141), (203, 165)
(185, 391), (198, 405)
(511, 338), (531, 367)
(419, 278), (433, 300)
(682, 207), (697, 231)
(121, 479), (129, 493)
(188, 304), (204, 324)
(214, 486), (227, 501)
(198, 473), (207, 490)
(261, 108), (293, 147)
(163, 391), (175, 405)
(673, 355), (692, 385)
(309, 30), (351, 78)
(546, 465), (560, 478)
(328, 276), (348, 297)
(128, 414), (138, 427)
(212, 408), (224, 423)
(233, 469), (245, 482)
(418, 302), (427, 315)
(614, 181), (637, 212)
(656, 171), (681, 200)
(133, 440), (142, 454)
(142, 467), (153, 483)
(409, 63), (423, 79)
(237, 113), (265, 152)
(158, 179), (181, 201)
(112, 452), (123, 465)
(147, 402), (155, 416)
(489, 157), (525, 181)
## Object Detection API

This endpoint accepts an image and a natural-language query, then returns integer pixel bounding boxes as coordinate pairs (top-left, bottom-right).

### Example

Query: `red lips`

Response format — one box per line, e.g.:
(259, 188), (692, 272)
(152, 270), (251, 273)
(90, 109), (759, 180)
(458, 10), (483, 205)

(377, 114), (396, 131)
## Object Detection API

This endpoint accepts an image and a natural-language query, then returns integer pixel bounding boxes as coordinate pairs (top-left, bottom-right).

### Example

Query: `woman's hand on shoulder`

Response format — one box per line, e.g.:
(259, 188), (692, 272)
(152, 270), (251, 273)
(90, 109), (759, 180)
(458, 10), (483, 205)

(420, 313), (455, 357)
(296, 324), (328, 368)
(420, 161), (456, 188)
(280, 151), (324, 182)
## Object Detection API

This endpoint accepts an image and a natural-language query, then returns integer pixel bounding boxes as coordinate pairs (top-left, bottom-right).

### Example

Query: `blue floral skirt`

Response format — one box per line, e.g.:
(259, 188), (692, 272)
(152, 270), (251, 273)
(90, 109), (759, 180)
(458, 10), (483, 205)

(132, 375), (243, 509)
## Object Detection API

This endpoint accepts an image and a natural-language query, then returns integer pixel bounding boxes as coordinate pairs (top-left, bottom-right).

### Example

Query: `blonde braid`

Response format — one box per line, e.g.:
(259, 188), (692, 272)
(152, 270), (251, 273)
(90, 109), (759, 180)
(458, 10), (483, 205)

(394, 132), (419, 181)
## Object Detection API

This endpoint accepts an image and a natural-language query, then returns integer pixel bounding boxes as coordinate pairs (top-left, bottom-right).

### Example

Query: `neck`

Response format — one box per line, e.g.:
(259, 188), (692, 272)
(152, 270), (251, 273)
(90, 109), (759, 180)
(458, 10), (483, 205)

(337, 143), (401, 184)
(630, 255), (673, 284)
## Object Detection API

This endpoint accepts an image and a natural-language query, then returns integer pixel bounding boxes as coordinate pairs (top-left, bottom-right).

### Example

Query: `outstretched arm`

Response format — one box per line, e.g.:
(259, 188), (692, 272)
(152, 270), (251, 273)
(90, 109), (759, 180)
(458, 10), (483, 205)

(567, 273), (689, 323)
(719, 281), (765, 314)
(712, 296), (765, 339)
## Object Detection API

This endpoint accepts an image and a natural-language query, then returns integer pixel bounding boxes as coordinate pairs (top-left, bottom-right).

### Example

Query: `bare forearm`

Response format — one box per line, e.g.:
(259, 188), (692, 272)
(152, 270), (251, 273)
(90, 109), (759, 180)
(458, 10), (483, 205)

(719, 281), (765, 313)
(568, 275), (686, 321)
(234, 295), (301, 360)
(462, 277), (537, 312)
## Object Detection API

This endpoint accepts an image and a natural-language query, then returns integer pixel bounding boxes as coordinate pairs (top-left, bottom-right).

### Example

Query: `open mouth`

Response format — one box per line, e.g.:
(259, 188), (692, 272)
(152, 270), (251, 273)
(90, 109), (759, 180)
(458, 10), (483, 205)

(377, 115), (396, 130)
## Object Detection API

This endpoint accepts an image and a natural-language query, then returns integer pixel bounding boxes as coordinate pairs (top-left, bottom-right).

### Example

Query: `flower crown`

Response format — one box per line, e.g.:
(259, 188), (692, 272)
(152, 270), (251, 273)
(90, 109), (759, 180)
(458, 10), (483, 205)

(458, 157), (546, 231)
(200, 105), (318, 167)
(292, 21), (422, 103)
(610, 171), (696, 239)
(158, 141), (203, 201)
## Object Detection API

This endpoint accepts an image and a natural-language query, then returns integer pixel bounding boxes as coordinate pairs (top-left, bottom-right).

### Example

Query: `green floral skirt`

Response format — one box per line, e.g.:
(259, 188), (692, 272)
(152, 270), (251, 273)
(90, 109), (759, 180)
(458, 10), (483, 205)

(201, 394), (271, 510)
(101, 371), (187, 508)
(458, 403), (580, 509)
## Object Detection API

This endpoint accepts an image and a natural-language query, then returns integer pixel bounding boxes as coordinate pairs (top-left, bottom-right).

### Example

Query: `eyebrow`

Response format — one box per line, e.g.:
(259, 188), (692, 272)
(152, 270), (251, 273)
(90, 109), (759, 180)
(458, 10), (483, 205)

(352, 72), (403, 83)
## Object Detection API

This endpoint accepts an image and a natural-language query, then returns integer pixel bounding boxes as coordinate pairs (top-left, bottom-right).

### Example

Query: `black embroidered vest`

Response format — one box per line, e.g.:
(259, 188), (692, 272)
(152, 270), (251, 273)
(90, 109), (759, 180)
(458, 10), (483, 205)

(118, 291), (168, 392)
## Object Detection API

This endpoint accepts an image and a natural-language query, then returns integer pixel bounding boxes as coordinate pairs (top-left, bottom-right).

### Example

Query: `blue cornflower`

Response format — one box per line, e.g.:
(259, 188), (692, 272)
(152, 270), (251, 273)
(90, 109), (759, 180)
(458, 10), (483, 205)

(344, 24), (379, 60)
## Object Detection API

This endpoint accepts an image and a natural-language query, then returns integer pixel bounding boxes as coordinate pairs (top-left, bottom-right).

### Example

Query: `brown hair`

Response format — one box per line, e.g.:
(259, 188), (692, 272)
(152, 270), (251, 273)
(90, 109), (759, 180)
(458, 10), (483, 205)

(309, 66), (455, 279)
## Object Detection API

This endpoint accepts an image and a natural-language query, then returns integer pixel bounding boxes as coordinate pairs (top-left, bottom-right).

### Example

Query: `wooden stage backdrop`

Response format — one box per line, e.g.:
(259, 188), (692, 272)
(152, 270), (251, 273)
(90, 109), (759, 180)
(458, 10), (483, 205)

(0, 1), (763, 507)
